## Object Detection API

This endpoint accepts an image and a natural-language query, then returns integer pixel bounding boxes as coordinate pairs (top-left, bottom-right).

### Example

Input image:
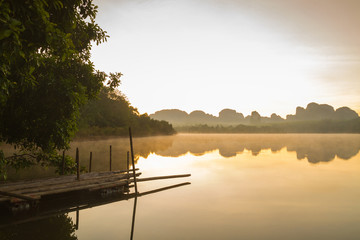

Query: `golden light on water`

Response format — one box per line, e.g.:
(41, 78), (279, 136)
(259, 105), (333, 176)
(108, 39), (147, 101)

(5, 135), (358, 239)
(67, 134), (360, 239)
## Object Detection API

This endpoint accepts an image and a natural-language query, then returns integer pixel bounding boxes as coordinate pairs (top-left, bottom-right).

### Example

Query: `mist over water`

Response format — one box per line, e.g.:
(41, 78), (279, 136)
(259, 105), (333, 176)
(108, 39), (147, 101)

(3, 134), (360, 180)
(66, 134), (360, 170)
(76, 134), (360, 240)
(2, 134), (360, 239)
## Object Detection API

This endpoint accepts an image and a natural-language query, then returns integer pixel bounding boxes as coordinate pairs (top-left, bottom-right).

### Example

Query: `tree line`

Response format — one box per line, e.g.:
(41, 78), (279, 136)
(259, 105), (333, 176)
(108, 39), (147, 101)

(0, 0), (174, 179)
(77, 86), (175, 137)
(177, 118), (360, 133)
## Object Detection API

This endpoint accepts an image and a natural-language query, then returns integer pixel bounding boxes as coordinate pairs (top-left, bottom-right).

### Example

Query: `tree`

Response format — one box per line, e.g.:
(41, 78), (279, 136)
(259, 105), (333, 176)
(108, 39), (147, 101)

(0, 0), (106, 150)
(77, 86), (175, 137)
(0, 0), (118, 176)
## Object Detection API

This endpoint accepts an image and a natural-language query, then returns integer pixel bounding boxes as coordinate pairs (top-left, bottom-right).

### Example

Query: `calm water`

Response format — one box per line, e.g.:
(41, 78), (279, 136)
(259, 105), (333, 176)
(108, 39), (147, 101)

(1, 134), (360, 239)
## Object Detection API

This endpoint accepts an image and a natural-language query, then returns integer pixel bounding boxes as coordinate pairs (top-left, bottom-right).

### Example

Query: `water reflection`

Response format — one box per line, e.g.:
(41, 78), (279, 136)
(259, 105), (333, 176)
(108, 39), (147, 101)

(1, 134), (359, 239)
(130, 196), (137, 240)
(129, 182), (190, 240)
(0, 214), (78, 240)
(70, 134), (360, 165)
(3, 134), (359, 181)
(152, 134), (360, 164)
(0, 182), (190, 240)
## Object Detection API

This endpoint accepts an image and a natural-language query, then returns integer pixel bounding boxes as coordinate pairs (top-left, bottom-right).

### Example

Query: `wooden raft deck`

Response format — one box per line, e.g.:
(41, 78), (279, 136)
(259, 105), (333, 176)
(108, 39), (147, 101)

(0, 169), (140, 205)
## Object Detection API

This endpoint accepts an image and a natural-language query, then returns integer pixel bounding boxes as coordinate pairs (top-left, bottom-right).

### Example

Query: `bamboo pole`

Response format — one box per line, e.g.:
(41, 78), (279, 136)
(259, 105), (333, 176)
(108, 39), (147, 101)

(76, 148), (80, 181)
(138, 182), (191, 197)
(129, 128), (138, 194)
(76, 209), (79, 230)
(109, 145), (112, 171)
(127, 151), (130, 176)
(130, 196), (137, 240)
(0, 182), (191, 229)
(133, 174), (191, 183)
(89, 152), (92, 173)
(61, 151), (65, 175)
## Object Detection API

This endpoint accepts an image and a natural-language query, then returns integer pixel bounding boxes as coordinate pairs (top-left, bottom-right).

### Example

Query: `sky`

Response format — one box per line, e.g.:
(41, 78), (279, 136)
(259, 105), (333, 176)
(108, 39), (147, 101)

(91, 0), (360, 117)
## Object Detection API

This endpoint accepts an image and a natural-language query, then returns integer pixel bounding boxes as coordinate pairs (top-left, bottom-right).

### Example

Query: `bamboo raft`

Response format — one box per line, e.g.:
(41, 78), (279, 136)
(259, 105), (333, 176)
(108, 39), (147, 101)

(0, 170), (138, 207)
(0, 170), (190, 210)
(0, 128), (191, 224)
(0, 181), (191, 229)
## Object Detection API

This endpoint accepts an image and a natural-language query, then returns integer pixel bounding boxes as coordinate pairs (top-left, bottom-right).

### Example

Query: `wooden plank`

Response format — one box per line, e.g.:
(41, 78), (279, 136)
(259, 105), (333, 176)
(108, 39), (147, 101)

(88, 180), (131, 191)
(1, 172), (129, 191)
(32, 179), (129, 196)
(0, 169), (139, 192)
(0, 171), (141, 203)
(15, 175), (128, 195)
(25, 172), (140, 195)
(0, 190), (40, 201)
(1, 172), (189, 201)
(0, 173), (141, 199)
(0, 169), (139, 188)
(0, 175), (116, 195)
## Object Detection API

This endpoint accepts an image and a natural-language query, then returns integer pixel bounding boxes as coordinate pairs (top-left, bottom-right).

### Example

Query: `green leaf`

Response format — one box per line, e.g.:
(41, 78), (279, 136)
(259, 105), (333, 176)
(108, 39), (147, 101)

(29, 66), (35, 74)
(19, 50), (25, 59)
(0, 29), (12, 40)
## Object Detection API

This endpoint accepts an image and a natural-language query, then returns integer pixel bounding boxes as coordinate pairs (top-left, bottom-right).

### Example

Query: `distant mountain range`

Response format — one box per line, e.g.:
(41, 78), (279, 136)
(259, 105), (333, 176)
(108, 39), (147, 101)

(149, 102), (359, 126)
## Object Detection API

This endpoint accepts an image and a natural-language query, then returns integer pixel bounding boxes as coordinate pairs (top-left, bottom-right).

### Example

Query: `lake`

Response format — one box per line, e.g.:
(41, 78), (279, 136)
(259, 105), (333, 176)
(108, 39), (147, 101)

(1, 134), (360, 239)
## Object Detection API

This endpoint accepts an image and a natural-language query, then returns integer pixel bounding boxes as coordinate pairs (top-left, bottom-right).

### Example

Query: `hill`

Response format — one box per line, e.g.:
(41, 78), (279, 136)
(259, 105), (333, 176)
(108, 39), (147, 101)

(149, 102), (360, 133)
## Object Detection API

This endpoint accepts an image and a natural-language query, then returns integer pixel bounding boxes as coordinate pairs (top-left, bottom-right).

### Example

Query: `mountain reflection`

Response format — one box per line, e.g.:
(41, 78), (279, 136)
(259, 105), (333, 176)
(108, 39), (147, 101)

(140, 134), (360, 164)
(65, 134), (360, 170)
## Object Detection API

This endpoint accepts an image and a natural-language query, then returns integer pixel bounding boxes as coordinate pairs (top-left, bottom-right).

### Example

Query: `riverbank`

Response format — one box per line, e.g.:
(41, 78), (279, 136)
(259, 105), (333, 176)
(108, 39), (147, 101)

(175, 118), (360, 133)
(74, 126), (176, 139)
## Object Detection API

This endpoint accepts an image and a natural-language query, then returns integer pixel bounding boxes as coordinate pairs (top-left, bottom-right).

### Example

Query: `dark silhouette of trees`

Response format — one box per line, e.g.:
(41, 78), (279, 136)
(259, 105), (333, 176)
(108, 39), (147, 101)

(77, 87), (175, 137)
(0, 0), (111, 151)
(177, 118), (360, 133)
(0, 0), (125, 177)
(0, 214), (77, 240)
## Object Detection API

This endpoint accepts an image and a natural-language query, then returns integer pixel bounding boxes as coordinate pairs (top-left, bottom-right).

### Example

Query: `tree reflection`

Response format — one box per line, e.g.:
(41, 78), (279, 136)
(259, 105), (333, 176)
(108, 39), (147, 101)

(0, 214), (77, 240)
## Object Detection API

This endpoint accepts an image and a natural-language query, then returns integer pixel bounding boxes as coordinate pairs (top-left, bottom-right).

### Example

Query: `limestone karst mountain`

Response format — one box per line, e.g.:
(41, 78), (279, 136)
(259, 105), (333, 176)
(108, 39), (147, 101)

(150, 102), (359, 127)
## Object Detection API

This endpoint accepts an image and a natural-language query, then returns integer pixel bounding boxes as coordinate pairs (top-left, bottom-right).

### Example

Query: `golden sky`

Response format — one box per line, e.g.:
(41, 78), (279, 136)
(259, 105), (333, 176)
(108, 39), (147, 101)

(91, 0), (360, 117)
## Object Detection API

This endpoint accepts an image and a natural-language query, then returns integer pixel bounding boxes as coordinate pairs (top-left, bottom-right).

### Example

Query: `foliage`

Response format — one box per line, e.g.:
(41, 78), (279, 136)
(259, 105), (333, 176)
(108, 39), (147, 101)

(0, 150), (6, 180)
(77, 86), (176, 137)
(0, 0), (109, 152)
(0, 214), (77, 240)
(0, 0), (128, 178)
(177, 119), (360, 133)
(0, 0), (173, 178)
(0, 147), (77, 180)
